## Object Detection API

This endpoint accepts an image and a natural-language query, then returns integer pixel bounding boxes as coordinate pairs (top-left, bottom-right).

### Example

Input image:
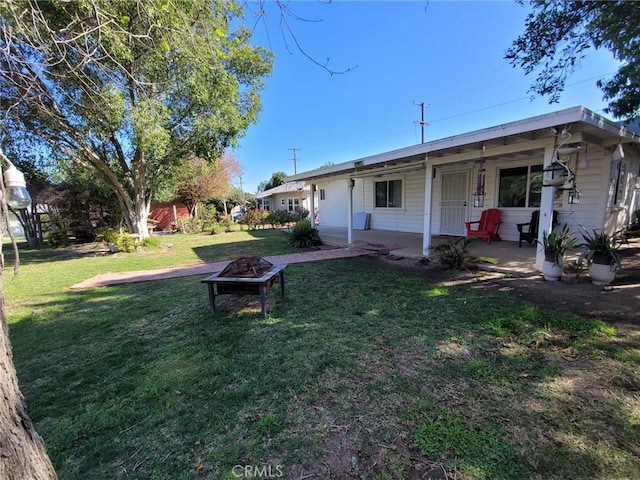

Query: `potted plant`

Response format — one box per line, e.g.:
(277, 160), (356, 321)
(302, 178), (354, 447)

(536, 224), (577, 281)
(578, 229), (623, 285)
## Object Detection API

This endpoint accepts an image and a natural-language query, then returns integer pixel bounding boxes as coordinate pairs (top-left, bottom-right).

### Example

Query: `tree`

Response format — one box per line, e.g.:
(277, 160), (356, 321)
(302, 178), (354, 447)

(0, 154), (56, 479)
(1, 0), (273, 239)
(506, 0), (640, 121)
(257, 171), (287, 193)
(175, 152), (241, 218)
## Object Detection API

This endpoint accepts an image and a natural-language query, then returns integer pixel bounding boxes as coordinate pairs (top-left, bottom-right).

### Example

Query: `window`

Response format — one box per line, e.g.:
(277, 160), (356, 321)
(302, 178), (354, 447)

(287, 197), (300, 212)
(375, 179), (402, 208)
(499, 165), (565, 208)
(613, 161), (628, 206)
(498, 165), (543, 208)
(280, 198), (285, 206)
(320, 188), (326, 200)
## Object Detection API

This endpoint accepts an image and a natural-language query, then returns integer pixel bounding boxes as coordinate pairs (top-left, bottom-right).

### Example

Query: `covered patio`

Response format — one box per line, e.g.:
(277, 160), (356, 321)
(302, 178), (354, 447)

(317, 226), (548, 275)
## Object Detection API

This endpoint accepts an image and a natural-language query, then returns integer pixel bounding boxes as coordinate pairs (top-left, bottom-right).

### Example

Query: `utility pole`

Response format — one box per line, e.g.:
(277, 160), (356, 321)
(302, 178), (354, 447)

(238, 174), (244, 194)
(413, 101), (430, 144)
(289, 148), (301, 174)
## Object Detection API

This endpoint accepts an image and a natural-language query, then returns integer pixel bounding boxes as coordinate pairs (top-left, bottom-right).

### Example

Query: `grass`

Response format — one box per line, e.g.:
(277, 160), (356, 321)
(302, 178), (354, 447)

(4, 230), (640, 479)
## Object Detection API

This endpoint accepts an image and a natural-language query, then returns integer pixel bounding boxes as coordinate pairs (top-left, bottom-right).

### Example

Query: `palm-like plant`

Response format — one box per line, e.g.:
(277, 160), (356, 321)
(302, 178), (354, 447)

(537, 224), (577, 266)
(578, 229), (623, 268)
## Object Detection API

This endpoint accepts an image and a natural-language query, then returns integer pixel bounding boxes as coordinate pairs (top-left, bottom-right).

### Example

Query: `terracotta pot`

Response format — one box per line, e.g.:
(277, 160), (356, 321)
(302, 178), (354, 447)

(589, 263), (616, 286)
(542, 260), (563, 281)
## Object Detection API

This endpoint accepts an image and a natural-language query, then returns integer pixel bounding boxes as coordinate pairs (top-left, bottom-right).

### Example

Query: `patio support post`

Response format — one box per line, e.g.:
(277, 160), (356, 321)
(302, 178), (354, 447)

(347, 178), (354, 245)
(423, 161), (434, 255)
(309, 183), (316, 225)
(536, 143), (557, 270)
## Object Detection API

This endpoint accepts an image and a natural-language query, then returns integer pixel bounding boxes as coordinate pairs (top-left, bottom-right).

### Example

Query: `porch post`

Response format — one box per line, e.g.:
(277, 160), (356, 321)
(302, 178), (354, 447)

(423, 161), (434, 255)
(309, 183), (316, 225)
(347, 178), (354, 245)
(536, 143), (556, 271)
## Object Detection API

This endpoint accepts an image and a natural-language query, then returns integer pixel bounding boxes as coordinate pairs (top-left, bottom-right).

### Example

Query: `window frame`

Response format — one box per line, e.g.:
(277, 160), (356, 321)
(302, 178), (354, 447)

(498, 163), (565, 209)
(374, 178), (403, 209)
(287, 197), (300, 212)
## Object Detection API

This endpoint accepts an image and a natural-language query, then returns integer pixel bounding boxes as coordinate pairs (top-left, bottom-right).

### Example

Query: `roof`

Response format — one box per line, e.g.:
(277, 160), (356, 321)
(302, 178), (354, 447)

(255, 181), (309, 198)
(287, 106), (640, 183)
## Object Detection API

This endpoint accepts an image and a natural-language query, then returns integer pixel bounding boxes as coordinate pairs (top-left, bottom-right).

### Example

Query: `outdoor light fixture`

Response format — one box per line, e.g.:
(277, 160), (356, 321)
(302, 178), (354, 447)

(473, 144), (486, 208)
(542, 160), (572, 187)
(568, 188), (581, 204)
(0, 150), (32, 209)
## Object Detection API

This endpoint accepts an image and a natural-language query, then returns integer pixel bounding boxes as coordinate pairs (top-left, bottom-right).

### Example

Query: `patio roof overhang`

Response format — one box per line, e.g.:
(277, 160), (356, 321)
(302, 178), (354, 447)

(286, 106), (640, 183)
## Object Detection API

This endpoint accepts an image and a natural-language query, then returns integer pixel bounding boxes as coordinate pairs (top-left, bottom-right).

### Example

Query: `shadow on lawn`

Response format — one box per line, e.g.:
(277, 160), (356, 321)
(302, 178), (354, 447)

(9, 258), (640, 479)
(190, 228), (292, 263)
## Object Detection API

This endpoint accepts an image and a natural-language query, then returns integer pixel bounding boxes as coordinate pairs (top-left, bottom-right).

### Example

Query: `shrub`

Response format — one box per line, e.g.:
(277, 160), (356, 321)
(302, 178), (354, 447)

(96, 227), (136, 253)
(141, 236), (161, 249)
(210, 223), (225, 235)
(432, 237), (475, 269)
(266, 210), (292, 227)
(46, 229), (70, 248)
(290, 206), (309, 222)
(218, 214), (234, 232)
(240, 209), (268, 229)
(287, 220), (322, 248)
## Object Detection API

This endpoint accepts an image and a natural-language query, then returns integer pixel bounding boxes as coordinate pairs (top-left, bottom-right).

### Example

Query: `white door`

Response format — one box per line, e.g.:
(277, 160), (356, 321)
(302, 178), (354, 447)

(440, 172), (468, 235)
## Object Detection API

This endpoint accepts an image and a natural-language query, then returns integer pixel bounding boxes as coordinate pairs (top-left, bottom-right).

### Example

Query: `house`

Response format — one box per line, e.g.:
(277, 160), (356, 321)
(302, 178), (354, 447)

(287, 106), (640, 269)
(255, 181), (316, 215)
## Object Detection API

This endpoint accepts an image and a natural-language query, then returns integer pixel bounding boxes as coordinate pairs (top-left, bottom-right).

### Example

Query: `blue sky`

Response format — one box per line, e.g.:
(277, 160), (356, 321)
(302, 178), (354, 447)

(234, 1), (620, 193)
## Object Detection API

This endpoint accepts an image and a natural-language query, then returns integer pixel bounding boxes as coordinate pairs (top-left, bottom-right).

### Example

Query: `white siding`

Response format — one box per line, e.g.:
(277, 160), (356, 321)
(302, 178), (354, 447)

(360, 173), (425, 233)
(431, 148), (620, 242)
(316, 177), (363, 227)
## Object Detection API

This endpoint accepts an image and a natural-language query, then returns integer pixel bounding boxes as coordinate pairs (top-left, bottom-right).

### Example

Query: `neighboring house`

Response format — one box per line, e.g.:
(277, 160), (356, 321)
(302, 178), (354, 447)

(255, 181), (315, 214)
(287, 106), (640, 269)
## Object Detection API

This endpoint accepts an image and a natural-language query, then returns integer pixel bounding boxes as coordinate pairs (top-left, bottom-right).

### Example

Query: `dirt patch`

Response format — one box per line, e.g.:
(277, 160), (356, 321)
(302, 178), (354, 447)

(372, 237), (640, 328)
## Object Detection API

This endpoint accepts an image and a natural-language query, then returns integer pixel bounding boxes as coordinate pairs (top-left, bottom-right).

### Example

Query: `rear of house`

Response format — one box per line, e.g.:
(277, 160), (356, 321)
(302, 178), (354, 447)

(289, 107), (640, 266)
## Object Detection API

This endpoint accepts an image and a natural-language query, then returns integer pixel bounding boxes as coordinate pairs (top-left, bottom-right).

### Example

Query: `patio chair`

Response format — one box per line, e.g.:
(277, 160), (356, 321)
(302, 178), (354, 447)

(465, 208), (502, 244)
(516, 210), (558, 247)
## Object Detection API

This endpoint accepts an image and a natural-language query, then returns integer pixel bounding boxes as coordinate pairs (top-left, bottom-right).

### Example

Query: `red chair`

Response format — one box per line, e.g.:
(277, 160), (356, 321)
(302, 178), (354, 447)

(465, 209), (502, 244)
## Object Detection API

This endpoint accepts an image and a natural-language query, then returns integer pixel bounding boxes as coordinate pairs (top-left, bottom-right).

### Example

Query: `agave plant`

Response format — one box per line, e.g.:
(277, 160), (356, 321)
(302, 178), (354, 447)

(536, 224), (577, 266)
(578, 229), (623, 268)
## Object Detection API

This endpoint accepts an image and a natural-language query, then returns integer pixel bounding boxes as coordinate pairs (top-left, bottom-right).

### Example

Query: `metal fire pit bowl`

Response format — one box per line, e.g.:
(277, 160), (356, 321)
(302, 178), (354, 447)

(218, 256), (274, 278)
(202, 257), (286, 318)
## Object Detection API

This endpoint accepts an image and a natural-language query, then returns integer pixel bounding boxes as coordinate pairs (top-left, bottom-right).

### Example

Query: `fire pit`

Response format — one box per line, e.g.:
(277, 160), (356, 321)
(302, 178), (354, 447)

(201, 257), (286, 318)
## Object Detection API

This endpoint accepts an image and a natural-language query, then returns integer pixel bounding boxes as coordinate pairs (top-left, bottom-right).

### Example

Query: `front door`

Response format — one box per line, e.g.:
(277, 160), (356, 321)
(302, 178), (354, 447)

(440, 171), (468, 236)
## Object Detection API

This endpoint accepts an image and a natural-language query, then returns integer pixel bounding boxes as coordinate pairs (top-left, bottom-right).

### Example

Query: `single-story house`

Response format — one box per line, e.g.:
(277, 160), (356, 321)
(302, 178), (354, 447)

(287, 106), (640, 269)
(255, 181), (316, 215)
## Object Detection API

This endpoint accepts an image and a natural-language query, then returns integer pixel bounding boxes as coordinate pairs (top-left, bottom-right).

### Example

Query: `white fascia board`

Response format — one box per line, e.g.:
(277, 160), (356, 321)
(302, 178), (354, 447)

(287, 106), (635, 182)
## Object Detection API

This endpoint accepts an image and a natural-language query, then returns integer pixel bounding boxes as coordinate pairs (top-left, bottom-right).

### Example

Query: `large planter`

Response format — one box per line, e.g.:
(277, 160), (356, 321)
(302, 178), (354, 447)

(589, 263), (616, 286)
(542, 260), (563, 281)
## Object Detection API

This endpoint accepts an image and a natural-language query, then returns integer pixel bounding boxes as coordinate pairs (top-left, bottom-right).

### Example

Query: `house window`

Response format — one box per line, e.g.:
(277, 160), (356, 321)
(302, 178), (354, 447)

(613, 161), (628, 205)
(320, 188), (326, 200)
(375, 179), (402, 208)
(498, 165), (543, 208)
(499, 165), (564, 208)
(287, 197), (300, 212)
(280, 198), (285, 207)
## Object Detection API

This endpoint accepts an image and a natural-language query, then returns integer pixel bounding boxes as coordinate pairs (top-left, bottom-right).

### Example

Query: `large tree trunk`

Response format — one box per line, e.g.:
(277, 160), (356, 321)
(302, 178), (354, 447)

(0, 280), (57, 479)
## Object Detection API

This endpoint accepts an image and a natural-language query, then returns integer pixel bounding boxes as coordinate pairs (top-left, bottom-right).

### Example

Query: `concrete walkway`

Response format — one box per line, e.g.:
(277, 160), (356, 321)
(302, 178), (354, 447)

(70, 247), (372, 290)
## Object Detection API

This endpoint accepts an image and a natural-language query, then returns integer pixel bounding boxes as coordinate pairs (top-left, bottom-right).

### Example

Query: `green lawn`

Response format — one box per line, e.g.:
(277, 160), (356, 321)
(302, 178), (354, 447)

(5, 231), (640, 479)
